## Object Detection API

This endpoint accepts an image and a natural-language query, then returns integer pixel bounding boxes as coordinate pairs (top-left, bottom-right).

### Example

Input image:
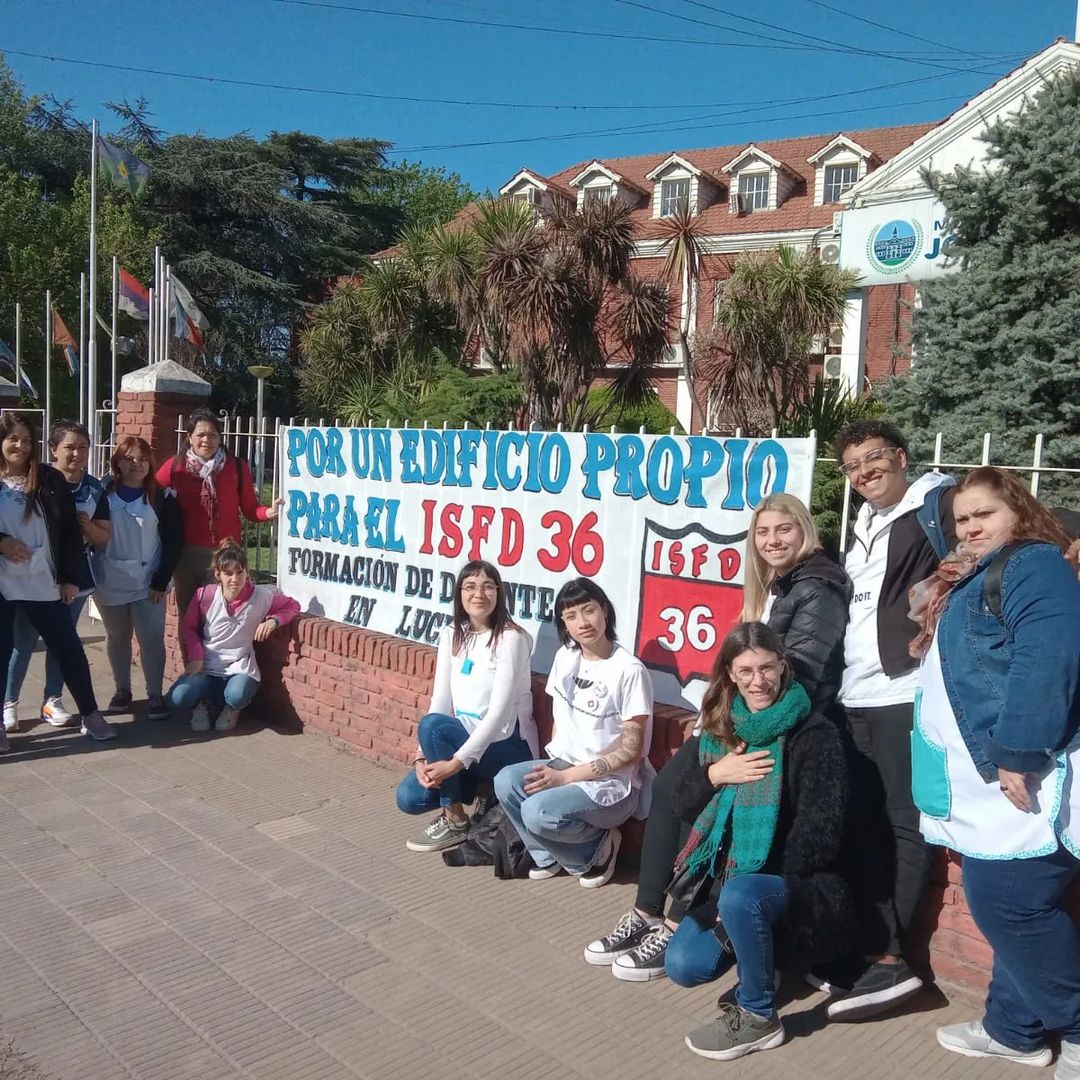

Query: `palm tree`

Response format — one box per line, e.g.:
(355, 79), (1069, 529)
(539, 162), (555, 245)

(656, 204), (708, 427)
(699, 245), (860, 432)
(459, 196), (672, 428)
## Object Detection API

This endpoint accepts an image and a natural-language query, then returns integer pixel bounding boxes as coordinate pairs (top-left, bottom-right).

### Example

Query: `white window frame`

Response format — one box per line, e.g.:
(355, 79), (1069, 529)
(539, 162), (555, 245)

(823, 162), (859, 204)
(659, 177), (690, 217)
(737, 171), (770, 212)
(583, 185), (614, 209)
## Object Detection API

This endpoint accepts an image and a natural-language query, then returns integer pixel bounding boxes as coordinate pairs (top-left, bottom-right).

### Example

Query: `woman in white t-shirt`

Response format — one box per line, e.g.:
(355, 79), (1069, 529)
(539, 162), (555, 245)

(494, 578), (654, 889)
(398, 560), (536, 854)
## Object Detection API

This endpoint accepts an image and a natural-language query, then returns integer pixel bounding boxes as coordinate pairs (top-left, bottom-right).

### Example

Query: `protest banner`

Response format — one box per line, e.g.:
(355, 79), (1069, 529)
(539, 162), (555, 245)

(278, 426), (815, 708)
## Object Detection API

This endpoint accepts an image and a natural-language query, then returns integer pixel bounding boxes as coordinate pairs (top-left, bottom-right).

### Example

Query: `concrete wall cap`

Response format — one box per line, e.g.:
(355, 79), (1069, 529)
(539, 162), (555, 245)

(120, 360), (211, 397)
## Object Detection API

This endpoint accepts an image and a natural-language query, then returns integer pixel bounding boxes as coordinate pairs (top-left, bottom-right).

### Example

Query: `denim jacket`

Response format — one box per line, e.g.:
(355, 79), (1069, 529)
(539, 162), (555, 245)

(937, 542), (1080, 781)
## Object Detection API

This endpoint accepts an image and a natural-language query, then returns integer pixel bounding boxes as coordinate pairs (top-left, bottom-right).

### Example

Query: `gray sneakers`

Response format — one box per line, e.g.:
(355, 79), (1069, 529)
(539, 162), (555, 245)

(936, 1020), (1052, 1068)
(215, 707), (239, 733)
(80, 711), (117, 742)
(406, 815), (470, 852)
(685, 1003), (786, 1061)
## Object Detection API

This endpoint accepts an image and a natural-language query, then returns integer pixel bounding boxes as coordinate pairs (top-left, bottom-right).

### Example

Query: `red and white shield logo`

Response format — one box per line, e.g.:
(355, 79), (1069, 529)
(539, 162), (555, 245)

(635, 519), (746, 687)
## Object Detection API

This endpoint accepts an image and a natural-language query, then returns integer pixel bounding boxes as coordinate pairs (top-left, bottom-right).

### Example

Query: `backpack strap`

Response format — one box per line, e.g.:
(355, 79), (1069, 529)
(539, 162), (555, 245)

(196, 583), (218, 620)
(982, 541), (1038, 623)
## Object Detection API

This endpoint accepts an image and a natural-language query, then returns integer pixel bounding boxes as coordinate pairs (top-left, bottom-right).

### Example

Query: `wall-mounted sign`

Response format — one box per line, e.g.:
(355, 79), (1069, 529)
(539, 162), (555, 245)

(278, 427), (815, 708)
(839, 196), (957, 286)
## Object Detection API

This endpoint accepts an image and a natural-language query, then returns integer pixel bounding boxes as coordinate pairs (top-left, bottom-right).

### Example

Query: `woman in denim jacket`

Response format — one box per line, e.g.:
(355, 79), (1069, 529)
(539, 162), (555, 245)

(907, 467), (1080, 1078)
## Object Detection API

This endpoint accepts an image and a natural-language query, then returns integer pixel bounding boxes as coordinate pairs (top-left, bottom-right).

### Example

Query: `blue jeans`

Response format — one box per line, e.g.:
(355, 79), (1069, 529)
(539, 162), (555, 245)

(494, 760), (638, 875)
(6, 595), (88, 703)
(395, 712), (531, 812)
(665, 873), (788, 1018)
(964, 844), (1080, 1052)
(167, 672), (260, 714)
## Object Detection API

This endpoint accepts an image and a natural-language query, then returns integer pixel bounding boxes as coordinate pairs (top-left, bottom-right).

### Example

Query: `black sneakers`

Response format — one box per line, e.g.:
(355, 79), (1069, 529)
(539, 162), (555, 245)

(612, 923), (674, 981)
(826, 959), (924, 1021)
(804, 955), (870, 997)
(583, 908), (657, 966)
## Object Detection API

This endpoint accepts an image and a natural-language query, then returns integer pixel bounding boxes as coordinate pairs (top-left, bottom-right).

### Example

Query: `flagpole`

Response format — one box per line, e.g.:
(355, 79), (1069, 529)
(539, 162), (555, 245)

(151, 245), (160, 364)
(14, 302), (21, 399)
(110, 255), (118, 452)
(44, 291), (52, 447)
(88, 119), (99, 447)
(78, 272), (87, 425)
(161, 257), (169, 365)
(164, 264), (172, 364)
(148, 287), (155, 365)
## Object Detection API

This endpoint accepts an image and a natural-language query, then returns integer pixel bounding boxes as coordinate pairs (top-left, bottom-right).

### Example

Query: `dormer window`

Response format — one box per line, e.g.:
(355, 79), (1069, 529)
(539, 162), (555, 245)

(583, 185), (614, 209)
(807, 136), (874, 206)
(737, 172), (770, 212)
(510, 188), (540, 206)
(722, 144), (796, 214)
(660, 177), (690, 217)
(823, 162), (859, 203)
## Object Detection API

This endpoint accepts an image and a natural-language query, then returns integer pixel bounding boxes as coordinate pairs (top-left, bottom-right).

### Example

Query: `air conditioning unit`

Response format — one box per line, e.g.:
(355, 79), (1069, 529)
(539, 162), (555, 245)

(824, 355), (844, 381)
(729, 192), (745, 215)
(819, 241), (841, 264)
(828, 325), (844, 348)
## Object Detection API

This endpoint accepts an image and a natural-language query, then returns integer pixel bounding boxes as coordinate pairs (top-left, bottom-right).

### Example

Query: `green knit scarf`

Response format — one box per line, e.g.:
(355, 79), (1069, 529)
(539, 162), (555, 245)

(675, 680), (810, 880)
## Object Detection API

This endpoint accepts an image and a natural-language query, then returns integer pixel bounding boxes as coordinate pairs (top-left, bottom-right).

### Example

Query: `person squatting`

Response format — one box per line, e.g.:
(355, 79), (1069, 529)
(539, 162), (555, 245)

(394, 420), (1080, 1071)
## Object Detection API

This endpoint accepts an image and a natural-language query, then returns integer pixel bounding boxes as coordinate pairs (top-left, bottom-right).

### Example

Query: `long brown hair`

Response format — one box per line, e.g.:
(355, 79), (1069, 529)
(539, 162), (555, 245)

(0, 412), (41, 520)
(110, 436), (157, 504)
(956, 467), (1071, 551)
(699, 622), (792, 749)
(451, 559), (519, 653)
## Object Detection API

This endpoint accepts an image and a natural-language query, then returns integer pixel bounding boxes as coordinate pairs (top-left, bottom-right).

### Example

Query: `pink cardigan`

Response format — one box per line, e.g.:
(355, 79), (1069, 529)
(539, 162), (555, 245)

(182, 580), (300, 665)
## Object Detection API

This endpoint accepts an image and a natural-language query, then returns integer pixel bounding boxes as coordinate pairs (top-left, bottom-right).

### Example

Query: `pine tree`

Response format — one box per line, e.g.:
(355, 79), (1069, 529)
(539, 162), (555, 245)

(884, 69), (1080, 503)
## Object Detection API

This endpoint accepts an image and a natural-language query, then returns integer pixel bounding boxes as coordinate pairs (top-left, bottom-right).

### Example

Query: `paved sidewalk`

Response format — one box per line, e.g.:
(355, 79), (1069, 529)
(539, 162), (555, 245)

(0, 630), (1027, 1079)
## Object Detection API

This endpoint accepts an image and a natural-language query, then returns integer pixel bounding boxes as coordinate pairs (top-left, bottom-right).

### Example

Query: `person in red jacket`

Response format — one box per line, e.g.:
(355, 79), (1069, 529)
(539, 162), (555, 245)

(155, 408), (282, 621)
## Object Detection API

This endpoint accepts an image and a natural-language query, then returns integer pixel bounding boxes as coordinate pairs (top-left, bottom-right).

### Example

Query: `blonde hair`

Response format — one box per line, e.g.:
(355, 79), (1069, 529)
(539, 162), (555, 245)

(740, 493), (820, 621)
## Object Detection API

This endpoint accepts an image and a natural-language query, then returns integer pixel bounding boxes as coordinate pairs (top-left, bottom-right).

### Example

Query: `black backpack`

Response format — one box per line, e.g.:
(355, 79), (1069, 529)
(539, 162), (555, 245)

(441, 802), (534, 879)
(982, 540), (1038, 622)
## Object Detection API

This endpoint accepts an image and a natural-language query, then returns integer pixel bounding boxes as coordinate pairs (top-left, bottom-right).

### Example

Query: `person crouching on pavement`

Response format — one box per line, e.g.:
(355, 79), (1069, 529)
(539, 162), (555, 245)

(495, 577), (654, 889)
(168, 538), (298, 733)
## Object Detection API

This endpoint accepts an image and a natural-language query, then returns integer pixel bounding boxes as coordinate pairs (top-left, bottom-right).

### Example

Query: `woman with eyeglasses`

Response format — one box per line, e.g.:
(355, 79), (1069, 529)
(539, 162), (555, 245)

(93, 437), (183, 722)
(396, 560), (537, 854)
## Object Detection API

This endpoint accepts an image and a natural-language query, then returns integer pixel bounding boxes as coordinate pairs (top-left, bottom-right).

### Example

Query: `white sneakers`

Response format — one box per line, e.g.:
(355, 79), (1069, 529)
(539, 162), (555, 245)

(3, 701), (18, 733)
(41, 696), (74, 727)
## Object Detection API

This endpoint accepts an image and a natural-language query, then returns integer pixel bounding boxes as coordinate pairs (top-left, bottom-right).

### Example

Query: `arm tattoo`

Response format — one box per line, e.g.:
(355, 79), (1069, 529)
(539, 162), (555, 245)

(589, 720), (645, 776)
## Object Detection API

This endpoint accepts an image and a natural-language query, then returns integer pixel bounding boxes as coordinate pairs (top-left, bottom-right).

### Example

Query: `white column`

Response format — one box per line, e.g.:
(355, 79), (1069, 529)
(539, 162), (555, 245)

(674, 372), (694, 433)
(838, 288), (868, 398)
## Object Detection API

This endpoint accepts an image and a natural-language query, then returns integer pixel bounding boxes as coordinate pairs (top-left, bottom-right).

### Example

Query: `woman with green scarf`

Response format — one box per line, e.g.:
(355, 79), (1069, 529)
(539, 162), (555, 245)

(663, 622), (852, 1062)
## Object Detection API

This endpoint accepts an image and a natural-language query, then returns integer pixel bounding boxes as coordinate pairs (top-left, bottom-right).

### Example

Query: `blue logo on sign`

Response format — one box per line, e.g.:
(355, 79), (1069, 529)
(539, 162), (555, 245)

(867, 219), (922, 275)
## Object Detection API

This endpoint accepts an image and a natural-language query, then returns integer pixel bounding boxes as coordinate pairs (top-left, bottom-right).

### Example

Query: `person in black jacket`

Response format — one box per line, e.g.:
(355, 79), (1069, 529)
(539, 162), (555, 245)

(583, 493), (851, 981)
(93, 436), (183, 723)
(657, 623), (851, 1061)
(0, 413), (113, 751)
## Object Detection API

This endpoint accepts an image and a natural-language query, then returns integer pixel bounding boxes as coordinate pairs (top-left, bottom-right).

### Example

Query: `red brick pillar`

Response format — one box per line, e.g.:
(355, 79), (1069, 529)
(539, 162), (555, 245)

(114, 359), (211, 462)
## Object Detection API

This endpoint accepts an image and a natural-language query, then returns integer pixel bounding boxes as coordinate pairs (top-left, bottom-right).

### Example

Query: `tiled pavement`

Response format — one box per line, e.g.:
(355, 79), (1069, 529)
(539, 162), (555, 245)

(0, 630), (1033, 1079)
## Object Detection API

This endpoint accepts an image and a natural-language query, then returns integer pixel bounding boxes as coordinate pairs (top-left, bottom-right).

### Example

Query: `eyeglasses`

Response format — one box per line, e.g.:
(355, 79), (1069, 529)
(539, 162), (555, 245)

(839, 446), (900, 477)
(462, 583), (498, 595)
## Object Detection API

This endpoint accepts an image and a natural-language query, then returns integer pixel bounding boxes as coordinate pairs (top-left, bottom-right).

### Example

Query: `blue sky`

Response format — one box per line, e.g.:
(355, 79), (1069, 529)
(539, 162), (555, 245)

(2, 0), (1075, 191)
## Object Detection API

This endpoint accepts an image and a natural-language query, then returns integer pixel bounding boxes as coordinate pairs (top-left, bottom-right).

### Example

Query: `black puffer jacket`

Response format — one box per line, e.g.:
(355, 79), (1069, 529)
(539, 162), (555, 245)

(767, 552), (851, 711)
(672, 710), (854, 964)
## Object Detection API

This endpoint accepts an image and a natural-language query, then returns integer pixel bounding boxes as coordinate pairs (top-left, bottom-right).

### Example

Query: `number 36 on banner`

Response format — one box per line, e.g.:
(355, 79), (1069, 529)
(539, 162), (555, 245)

(635, 520), (745, 687)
